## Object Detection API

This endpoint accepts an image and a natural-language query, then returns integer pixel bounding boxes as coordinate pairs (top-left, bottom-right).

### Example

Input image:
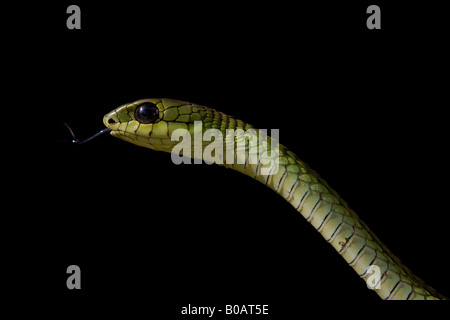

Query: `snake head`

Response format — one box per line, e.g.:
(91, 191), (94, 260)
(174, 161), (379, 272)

(103, 98), (208, 152)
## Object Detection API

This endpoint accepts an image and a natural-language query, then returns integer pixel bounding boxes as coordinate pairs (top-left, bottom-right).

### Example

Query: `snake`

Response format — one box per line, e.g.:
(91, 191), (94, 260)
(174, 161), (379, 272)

(67, 98), (447, 300)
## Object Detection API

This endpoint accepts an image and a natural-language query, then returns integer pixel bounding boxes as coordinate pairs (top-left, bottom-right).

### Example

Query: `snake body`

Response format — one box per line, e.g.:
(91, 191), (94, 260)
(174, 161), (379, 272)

(102, 98), (446, 300)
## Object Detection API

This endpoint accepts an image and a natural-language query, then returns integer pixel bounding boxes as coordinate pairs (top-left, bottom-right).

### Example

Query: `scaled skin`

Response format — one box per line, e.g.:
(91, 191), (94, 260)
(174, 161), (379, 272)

(103, 98), (446, 300)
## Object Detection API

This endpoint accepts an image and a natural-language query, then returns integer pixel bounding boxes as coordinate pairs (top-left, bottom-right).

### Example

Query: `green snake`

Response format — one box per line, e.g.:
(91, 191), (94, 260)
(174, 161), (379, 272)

(72, 98), (446, 300)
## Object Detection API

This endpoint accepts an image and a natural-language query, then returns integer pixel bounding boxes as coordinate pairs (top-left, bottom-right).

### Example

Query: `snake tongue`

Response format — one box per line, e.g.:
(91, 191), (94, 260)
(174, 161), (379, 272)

(63, 122), (111, 144)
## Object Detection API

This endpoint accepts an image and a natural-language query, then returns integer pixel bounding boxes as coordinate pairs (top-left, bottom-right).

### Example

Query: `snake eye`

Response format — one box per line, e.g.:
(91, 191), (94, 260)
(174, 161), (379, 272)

(135, 102), (160, 124)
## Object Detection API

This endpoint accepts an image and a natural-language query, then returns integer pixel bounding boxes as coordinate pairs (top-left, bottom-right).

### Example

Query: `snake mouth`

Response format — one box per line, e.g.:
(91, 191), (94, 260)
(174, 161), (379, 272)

(103, 112), (178, 152)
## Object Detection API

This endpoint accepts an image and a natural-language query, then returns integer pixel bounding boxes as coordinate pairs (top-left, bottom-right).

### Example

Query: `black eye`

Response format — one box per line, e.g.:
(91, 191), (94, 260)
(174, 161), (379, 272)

(135, 102), (160, 124)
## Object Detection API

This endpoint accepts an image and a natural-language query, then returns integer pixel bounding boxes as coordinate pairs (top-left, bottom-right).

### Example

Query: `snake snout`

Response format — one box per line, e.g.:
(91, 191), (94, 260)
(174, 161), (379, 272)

(103, 111), (120, 130)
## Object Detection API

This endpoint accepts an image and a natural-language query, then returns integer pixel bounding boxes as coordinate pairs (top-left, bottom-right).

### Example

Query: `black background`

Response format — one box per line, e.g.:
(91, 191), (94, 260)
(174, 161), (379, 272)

(6, 0), (450, 316)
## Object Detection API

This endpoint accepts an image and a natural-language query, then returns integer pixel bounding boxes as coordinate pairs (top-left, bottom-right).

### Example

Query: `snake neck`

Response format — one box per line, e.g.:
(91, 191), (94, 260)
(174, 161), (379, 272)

(203, 113), (446, 300)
